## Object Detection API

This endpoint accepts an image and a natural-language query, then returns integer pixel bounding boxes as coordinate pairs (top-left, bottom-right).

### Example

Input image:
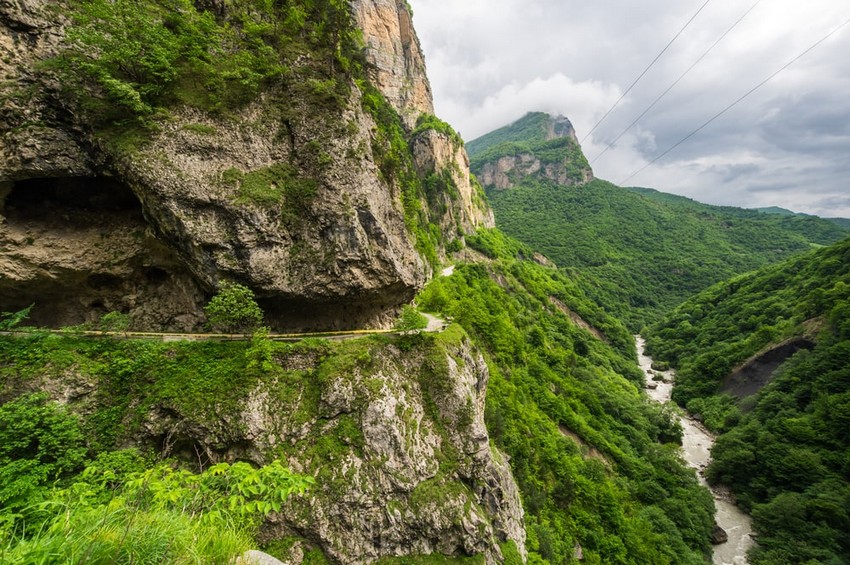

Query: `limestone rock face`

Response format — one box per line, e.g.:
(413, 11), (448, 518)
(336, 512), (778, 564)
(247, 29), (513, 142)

(256, 338), (526, 564)
(412, 129), (495, 233)
(476, 148), (594, 190)
(23, 335), (526, 563)
(349, 0), (494, 232)
(0, 0), (492, 331)
(351, 0), (433, 129)
(472, 114), (594, 190)
(105, 97), (428, 331)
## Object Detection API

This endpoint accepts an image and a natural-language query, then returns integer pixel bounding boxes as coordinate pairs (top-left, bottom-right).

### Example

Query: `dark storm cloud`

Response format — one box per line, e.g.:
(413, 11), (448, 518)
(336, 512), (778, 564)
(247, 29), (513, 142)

(409, 0), (850, 217)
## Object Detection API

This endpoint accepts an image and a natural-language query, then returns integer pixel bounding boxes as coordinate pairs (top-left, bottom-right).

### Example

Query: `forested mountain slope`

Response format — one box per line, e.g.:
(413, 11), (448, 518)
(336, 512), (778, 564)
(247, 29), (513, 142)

(468, 115), (850, 329)
(645, 236), (850, 564)
(0, 228), (718, 563)
(411, 229), (717, 564)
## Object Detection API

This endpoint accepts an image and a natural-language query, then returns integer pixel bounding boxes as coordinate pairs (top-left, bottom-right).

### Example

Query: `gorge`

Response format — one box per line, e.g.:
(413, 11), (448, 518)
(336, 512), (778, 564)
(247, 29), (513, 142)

(1, 1), (848, 564)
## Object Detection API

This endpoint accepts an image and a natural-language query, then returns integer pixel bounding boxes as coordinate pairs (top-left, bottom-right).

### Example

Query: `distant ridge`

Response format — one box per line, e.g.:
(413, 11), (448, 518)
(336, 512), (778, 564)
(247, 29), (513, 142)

(757, 206), (850, 229)
(468, 113), (850, 328)
(466, 112), (593, 190)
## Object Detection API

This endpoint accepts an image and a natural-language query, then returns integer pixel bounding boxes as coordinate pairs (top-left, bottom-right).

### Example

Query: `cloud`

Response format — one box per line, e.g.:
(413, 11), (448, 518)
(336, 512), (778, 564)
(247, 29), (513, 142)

(409, 0), (850, 217)
(438, 74), (622, 142)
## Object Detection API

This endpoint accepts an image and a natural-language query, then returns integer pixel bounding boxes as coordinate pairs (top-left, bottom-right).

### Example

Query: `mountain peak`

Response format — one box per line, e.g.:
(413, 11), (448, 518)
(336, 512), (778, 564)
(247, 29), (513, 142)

(548, 114), (579, 143)
(465, 112), (592, 190)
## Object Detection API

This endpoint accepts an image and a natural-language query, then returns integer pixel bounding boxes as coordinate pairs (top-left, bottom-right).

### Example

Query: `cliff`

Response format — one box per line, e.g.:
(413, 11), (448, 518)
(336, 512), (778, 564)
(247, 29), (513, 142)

(0, 0), (491, 332)
(467, 112), (594, 190)
(350, 0), (433, 129)
(1, 328), (526, 563)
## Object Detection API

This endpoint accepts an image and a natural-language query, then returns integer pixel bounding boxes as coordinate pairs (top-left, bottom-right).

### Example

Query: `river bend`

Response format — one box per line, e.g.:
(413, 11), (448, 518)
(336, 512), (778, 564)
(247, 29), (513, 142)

(636, 337), (754, 565)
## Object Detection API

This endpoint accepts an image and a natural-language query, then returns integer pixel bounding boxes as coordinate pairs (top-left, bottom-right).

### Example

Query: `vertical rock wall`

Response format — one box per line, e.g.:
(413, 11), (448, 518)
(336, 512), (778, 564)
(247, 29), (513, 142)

(350, 0), (433, 129)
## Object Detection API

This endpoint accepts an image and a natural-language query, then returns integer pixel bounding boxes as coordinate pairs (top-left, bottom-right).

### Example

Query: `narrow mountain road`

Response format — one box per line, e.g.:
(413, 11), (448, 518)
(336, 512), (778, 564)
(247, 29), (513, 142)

(422, 312), (447, 333)
(2, 265), (457, 343)
(0, 321), (448, 343)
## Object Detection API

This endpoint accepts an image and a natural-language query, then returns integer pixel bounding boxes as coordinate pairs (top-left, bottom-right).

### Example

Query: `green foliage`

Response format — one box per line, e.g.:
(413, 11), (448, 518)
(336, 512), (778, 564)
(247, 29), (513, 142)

(1, 454), (311, 564)
(224, 163), (318, 220)
(182, 122), (218, 136)
(647, 237), (850, 413)
(417, 229), (714, 564)
(413, 113), (464, 146)
(466, 112), (562, 156)
(246, 327), (276, 373)
(485, 178), (849, 329)
(647, 237), (850, 563)
(395, 305), (428, 332)
(0, 394), (88, 527)
(0, 305), (32, 331)
(99, 311), (131, 333)
(204, 281), (264, 334)
(48, 0), (366, 133)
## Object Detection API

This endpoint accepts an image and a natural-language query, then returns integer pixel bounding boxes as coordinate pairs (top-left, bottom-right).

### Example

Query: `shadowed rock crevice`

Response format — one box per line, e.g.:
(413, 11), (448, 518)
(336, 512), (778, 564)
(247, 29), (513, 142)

(721, 337), (815, 399)
(0, 175), (205, 330)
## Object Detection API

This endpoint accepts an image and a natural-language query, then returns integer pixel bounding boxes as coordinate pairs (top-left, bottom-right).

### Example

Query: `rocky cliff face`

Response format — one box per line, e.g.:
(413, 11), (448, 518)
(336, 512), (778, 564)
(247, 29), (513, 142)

(412, 129), (495, 233)
(7, 330), (526, 563)
(0, 0), (490, 331)
(352, 0), (493, 232)
(470, 114), (594, 191)
(351, 0), (432, 129)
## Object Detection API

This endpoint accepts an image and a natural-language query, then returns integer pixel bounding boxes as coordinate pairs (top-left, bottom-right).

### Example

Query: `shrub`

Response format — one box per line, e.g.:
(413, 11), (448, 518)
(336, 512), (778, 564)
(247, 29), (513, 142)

(204, 282), (264, 334)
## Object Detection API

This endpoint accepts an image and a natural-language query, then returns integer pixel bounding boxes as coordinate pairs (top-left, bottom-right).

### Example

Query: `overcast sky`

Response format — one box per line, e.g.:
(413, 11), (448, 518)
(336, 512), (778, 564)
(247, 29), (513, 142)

(407, 0), (850, 218)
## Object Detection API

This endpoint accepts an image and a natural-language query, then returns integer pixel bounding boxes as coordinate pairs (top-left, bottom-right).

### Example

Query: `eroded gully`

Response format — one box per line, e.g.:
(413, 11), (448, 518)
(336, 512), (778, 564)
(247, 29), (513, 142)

(636, 336), (754, 565)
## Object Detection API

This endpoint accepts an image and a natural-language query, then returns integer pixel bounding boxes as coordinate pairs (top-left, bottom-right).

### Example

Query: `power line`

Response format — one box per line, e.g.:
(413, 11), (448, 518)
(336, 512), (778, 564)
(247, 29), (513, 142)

(580, 0), (713, 144)
(619, 16), (850, 187)
(590, 0), (763, 165)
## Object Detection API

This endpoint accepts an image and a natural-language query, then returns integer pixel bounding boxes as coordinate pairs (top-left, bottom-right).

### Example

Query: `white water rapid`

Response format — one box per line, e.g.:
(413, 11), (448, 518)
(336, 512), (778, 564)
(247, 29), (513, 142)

(636, 336), (754, 565)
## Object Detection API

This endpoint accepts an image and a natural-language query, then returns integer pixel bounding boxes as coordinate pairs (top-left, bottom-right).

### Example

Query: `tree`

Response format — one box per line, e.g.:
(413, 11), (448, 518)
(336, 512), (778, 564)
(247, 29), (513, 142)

(99, 311), (131, 334)
(204, 282), (264, 334)
(394, 304), (428, 333)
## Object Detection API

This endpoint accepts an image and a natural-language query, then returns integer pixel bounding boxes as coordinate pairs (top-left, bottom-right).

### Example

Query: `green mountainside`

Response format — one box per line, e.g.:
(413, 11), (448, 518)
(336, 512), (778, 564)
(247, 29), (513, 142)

(421, 230), (714, 563)
(466, 112), (593, 189)
(0, 230), (717, 564)
(468, 116), (849, 328)
(757, 206), (850, 230)
(645, 237), (850, 564)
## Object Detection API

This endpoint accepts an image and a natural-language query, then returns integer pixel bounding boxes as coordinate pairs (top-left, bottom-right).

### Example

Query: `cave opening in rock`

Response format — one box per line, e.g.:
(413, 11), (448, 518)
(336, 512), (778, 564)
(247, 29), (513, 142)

(2, 175), (145, 224)
(0, 175), (206, 331)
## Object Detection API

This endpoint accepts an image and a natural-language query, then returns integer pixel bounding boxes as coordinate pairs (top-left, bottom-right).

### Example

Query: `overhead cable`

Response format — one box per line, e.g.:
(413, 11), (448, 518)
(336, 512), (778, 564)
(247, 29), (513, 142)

(590, 0), (763, 165)
(619, 16), (850, 186)
(580, 0), (713, 144)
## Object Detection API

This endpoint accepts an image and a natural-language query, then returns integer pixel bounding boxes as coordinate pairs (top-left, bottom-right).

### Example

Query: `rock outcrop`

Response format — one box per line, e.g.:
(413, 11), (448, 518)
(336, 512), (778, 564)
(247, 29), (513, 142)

(0, 0), (491, 331)
(350, 0), (433, 129)
(476, 151), (594, 191)
(412, 129), (495, 233)
(352, 0), (492, 232)
(469, 113), (594, 191)
(721, 336), (815, 399)
(11, 330), (526, 563)
(711, 523), (729, 545)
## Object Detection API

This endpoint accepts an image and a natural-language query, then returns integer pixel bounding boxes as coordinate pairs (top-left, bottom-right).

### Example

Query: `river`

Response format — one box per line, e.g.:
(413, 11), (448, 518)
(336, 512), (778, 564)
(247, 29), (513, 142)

(636, 336), (754, 565)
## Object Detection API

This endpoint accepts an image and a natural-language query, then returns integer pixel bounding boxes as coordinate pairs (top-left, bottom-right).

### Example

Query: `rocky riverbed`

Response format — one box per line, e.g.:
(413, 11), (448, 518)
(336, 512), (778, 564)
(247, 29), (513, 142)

(636, 337), (754, 565)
